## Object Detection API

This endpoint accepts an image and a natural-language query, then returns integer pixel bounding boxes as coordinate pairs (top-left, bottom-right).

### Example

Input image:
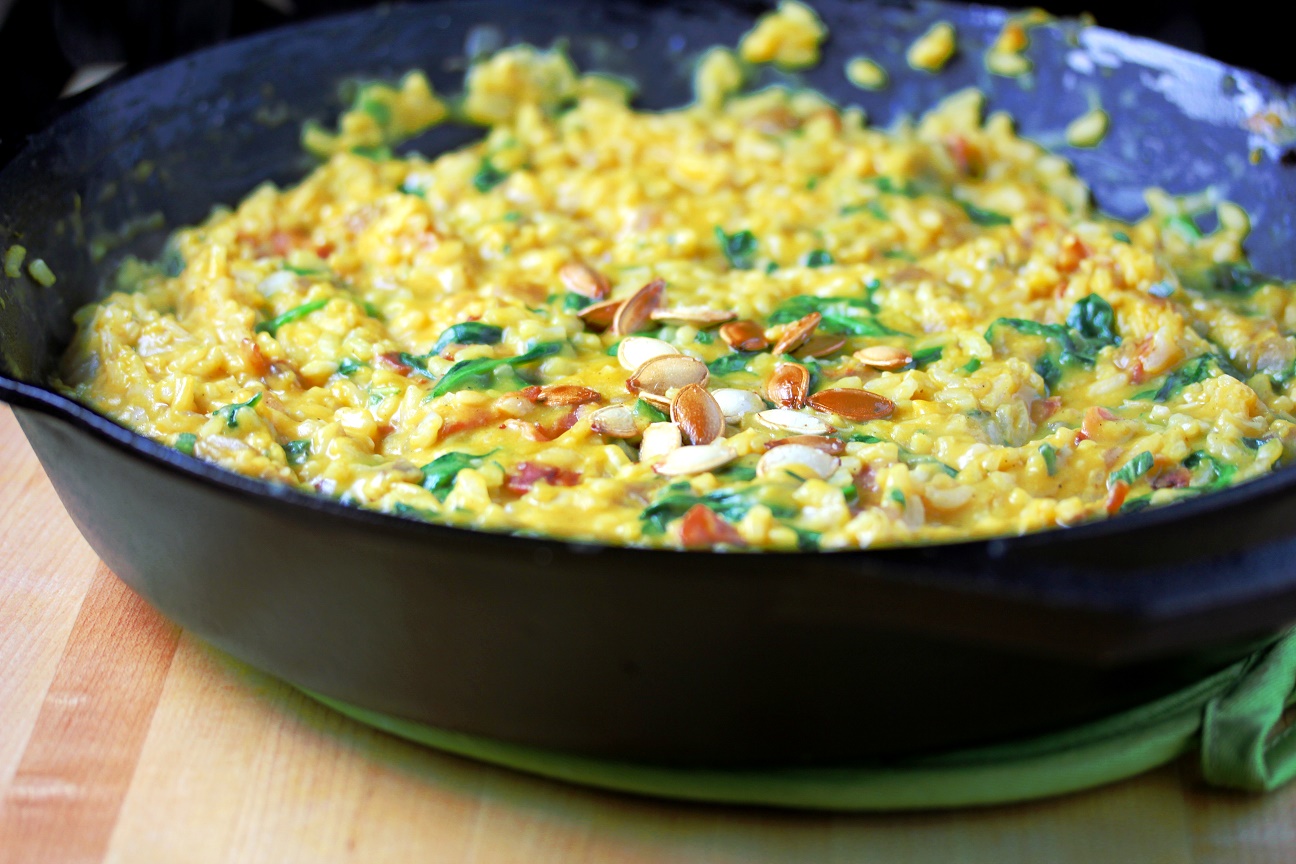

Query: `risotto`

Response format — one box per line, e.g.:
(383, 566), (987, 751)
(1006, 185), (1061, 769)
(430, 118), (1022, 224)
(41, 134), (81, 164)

(57, 3), (1296, 550)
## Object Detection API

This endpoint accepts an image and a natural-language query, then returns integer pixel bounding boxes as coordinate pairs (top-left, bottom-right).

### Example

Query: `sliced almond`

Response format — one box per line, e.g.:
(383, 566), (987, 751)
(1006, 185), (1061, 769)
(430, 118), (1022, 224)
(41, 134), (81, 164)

(719, 320), (769, 352)
(589, 404), (640, 438)
(756, 408), (834, 436)
(765, 435), (846, 456)
(771, 312), (821, 356)
(639, 422), (682, 463)
(617, 336), (679, 372)
(539, 385), (602, 406)
(712, 388), (767, 423)
(650, 306), (738, 327)
(670, 383), (726, 446)
(679, 504), (745, 548)
(795, 335), (847, 360)
(767, 362), (811, 409)
(654, 442), (737, 476)
(626, 354), (709, 402)
(808, 388), (895, 422)
(577, 297), (623, 330)
(854, 345), (912, 370)
(612, 278), (666, 337)
(559, 261), (611, 300)
(757, 443), (841, 480)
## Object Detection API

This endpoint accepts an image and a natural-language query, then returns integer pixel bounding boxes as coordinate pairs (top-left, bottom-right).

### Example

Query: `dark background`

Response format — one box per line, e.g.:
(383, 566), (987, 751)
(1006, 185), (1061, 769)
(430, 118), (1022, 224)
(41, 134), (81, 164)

(0, 0), (1290, 150)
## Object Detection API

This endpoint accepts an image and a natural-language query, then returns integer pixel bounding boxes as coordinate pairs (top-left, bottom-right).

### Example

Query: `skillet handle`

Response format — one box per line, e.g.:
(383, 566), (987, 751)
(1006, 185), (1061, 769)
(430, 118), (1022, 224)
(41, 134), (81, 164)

(1202, 629), (1296, 791)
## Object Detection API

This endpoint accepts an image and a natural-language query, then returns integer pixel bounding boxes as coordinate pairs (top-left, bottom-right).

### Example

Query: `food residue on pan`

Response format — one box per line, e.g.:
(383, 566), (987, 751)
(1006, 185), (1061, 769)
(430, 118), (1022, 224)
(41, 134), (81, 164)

(1066, 107), (1110, 148)
(56, 4), (1296, 551)
(845, 56), (888, 91)
(737, 0), (827, 71)
(907, 21), (958, 73)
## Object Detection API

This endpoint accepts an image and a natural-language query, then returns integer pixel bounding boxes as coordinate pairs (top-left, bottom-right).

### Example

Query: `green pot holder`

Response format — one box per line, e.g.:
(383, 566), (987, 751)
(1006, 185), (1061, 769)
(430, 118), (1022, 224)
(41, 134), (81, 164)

(303, 629), (1296, 810)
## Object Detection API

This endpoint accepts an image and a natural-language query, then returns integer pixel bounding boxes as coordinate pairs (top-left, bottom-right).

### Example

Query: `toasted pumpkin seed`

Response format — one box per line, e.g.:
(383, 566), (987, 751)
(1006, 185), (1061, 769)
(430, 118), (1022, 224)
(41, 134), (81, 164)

(756, 408), (834, 436)
(719, 319), (769, 352)
(771, 311), (821, 356)
(589, 404), (640, 438)
(639, 422), (683, 462)
(654, 442), (738, 476)
(617, 336), (679, 372)
(626, 354), (709, 401)
(808, 388), (895, 421)
(559, 261), (611, 299)
(767, 362), (811, 408)
(764, 435), (846, 456)
(539, 384), (603, 406)
(795, 334), (848, 359)
(671, 383), (726, 445)
(577, 297), (623, 330)
(612, 278), (666, 337)
(650, 306), (737, 327)
(854, 345), (912, 369)
(712, 388), (766, 423)
(757, 443), (841, 480)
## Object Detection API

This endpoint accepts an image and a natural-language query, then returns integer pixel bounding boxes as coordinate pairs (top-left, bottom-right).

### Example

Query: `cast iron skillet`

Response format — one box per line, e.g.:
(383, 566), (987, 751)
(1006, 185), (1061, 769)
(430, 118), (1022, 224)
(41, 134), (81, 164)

(3, 0), (1296, 768)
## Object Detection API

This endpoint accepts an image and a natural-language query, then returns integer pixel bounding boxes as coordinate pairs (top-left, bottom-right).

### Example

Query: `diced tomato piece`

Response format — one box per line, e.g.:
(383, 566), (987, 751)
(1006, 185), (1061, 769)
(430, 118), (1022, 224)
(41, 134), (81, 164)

(505, 462), (582, 494)
(679, 504), (745, 549)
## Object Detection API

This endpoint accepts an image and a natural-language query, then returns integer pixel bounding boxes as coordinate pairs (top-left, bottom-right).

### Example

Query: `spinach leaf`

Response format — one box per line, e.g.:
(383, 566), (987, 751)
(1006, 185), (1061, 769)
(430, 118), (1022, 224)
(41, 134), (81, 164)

(961, 357), (982, 374)
(803, 249), (834, 268)
(255, 298), (329, 336)
(1039, 443), (1058, 476)
(430, 341), (563, 397)
(769, 294), (904, 336)
(958, 201), (1012, 226)
(794, 529), (822, 551)
(431, 321), (504, 354)
(351, 144), (393, 160)
(284, 439), (311, 465)
(911, 345), (943, 368)
(985, 295), (1121, 390)
(1143, 355), (1219, 402)
(337, 357), (365, 376)
(715, 226), (758, 270)
(473, 158), (509, 193)
(1109, 451), (1153, 487)
(1184, 262), (1277, 298)
(1066, 294), (1118, 346)
(355, 91), (392, 126)
(213, 393), (263, 428)
(841, 201), (889, 220)
(1165, 214), (1201, 241)
(420, 451), (494, 500)
(707, 352), (756, 376)
(562, 293), (592, 312)
(1112, 230), (1132, 244)
(392, 502), (435, 520)
(641, 486), (795, 534)
(634, 399), (670, 423)
(872, 177), (921, 197)
(175, 432), (197, 456)
(1184, 451), (1237, 492)
(848, 432), (957, 476)
(1034, 355), (1062, 391)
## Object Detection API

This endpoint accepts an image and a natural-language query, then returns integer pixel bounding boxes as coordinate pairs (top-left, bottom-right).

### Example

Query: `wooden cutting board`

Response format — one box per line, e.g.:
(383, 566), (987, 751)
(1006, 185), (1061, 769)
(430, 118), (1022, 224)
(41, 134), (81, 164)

(3, 401), (1296, 863)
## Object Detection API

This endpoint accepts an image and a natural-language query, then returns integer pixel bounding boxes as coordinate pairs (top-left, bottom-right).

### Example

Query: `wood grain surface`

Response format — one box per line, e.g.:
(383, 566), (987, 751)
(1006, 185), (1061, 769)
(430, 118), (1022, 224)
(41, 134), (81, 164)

(4, 401), (1296, 863)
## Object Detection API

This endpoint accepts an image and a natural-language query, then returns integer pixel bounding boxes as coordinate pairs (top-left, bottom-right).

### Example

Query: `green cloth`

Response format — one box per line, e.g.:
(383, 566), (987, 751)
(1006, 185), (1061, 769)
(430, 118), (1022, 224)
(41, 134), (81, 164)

(1203, 631), (1296, 790)
(303, 629), (1296, 810)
